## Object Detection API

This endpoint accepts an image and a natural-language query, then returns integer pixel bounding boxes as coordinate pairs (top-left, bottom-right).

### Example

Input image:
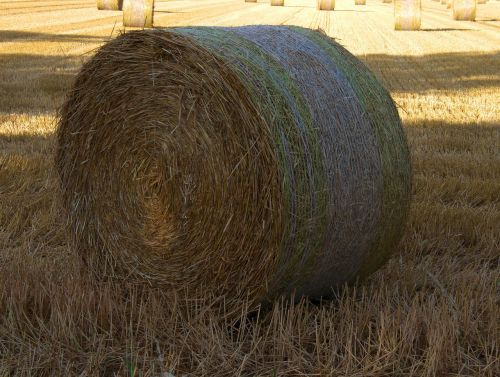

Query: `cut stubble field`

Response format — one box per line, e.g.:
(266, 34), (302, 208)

(0, 0), (499, 375)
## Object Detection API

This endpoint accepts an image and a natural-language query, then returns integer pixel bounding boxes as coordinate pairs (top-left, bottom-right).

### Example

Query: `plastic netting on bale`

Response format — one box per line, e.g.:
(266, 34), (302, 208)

(97, 0), (123, 10)
(453, 0), (477, 19)
(56, 27), (412, 317)
(271, 0), (284, 5)
(123, 0), (154, 27)
(394, 0), (421, 30)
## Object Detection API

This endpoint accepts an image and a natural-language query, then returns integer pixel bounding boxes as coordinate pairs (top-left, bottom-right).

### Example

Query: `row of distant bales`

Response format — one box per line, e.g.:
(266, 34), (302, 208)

(98, 0), (488, 31)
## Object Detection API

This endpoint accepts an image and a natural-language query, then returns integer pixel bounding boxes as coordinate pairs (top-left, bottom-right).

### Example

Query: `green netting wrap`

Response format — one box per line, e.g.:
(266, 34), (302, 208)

(56, 26), (412, 315)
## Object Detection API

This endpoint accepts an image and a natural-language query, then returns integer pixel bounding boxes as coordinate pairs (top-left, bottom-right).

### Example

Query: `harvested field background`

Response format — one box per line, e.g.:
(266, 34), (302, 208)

(0, 0), (499, 375)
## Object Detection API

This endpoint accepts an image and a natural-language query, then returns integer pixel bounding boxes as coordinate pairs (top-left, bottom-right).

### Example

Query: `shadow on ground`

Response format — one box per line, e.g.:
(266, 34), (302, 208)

(0, 30), (110, 43)
(359, 51), (500, 93)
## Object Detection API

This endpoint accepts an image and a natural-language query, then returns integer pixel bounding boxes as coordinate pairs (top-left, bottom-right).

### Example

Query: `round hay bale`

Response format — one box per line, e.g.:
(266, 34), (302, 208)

(97, 0), (123, 10)
(355, 0), (367, 5)
(123, 0), (154, 28)
(477, 0), (486, 4)
(245, 0), (258, 2)
(271, 0), (284, 5)
(56, 27), (411, 314)
(394, 0), (421, 30)
(317, 0), (335, 9)
(441, 0), (447, 4)
(447, 0), (452, 8)
(383, 0), (393, 4)
(453, 0), (477, 19)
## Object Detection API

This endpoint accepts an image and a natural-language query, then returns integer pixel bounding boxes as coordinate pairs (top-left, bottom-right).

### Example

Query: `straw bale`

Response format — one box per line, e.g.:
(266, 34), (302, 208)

(245, 0), (257, 2)
(453, 0), (476, 19)
(56, 27), (411, 314)
(97, 0), (123, 10)
(123, 0), (154, 27)
(394, 0), (421, 30)
(317, 0), (335, 9)
(355, 0), (367, 5)
(271, 0), (285, 5)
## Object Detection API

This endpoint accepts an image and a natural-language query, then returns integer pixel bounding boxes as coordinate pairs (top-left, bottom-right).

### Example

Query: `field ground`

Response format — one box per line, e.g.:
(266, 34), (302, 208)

(1, 0), (499, 376)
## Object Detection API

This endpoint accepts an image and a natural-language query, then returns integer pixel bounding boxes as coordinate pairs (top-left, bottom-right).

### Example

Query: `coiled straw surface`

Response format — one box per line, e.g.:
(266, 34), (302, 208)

(453, 0), (476, 19)
(394, 0), (421, 30)
(56, 27), (411, 314)
(317, 0), (335, 9)
(123, 0), (154, 27)
(97, 0), (123, 10)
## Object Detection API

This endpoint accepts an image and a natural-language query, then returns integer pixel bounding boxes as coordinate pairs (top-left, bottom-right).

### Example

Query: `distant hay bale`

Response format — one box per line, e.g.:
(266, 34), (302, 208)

(123, 0), (154, 27)
(441, 0), (446, 4)
(453, 0), (477, 19)
(355, 0), (366, 4)
(447, 0), (452, 8)
(317, 0), (335, 9)
(245, 0), (257, 2)
(56, 27), (411, 314)
(477, 0), (486, 3)
(383, 0), (393, 4)
(394, 0), (421, 30)
(97, 0), (123, 10)
(271, 0), (284, 5)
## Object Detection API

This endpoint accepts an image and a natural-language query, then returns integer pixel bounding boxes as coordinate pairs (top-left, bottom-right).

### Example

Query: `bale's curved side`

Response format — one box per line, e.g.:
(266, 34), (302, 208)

(453, 0), (476, 19)
(317, 0), (335, 9)
(123, 0), (154, 27)
(97, 0), (123, 10)
(394, 0), (421, 30)
(56, 27), (411, 312)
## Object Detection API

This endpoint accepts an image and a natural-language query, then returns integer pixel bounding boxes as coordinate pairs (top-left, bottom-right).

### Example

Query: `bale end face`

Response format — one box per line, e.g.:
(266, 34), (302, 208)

(394, 0), (422, 30)
(317, 0), (335, 10)
(123, 0), (154, 28)
(97, 0), (123, 10)
(453, 0), (477, 19)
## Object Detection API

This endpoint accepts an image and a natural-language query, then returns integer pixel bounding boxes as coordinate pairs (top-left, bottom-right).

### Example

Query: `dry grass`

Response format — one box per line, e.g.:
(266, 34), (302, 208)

(1, 0), (499, 376)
